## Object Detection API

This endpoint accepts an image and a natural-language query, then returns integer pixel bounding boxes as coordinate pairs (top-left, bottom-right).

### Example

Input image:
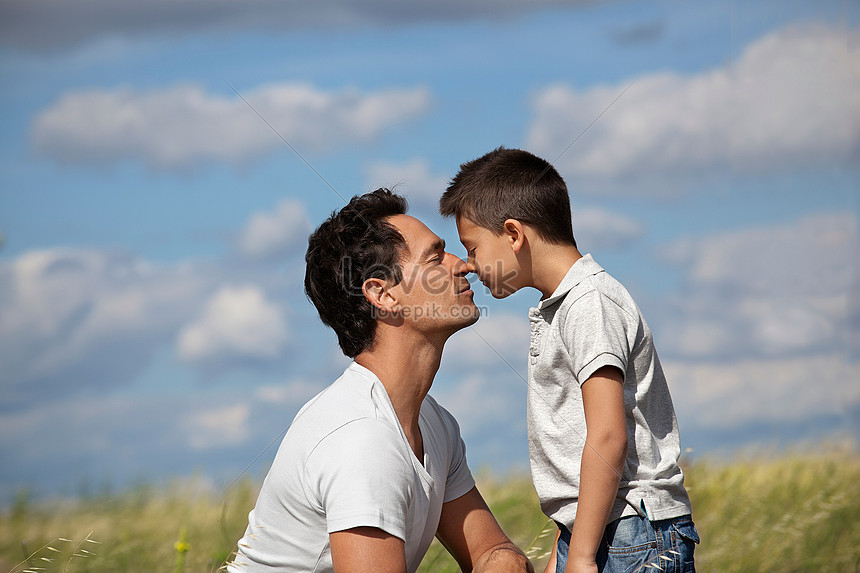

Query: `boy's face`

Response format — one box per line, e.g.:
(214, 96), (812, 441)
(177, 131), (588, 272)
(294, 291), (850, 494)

(455, 215), (523, 299)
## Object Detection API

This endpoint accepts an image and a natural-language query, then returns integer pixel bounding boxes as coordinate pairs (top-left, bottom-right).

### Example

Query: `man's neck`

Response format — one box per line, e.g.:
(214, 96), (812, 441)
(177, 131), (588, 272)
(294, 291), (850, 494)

(354, 329), (445, 460)
(531, 244), (583, 299)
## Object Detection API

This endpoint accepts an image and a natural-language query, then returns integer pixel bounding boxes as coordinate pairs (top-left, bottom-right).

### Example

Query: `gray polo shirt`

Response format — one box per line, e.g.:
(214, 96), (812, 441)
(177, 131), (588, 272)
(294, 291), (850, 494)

(527, 254), (691, 528)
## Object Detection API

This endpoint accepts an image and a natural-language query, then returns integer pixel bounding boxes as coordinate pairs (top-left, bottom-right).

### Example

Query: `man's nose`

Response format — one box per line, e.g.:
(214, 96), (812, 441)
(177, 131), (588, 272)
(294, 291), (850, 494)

(449, 253), (473, 277)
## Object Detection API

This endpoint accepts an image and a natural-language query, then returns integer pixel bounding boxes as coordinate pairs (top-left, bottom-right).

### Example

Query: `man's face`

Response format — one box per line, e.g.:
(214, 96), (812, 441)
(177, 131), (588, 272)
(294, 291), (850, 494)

(455, 215), (522, 299)
(385, 214), (480, 333)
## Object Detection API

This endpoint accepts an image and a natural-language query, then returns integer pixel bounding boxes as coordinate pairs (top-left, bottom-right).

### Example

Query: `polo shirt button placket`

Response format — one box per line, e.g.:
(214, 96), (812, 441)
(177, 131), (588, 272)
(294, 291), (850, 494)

(528, 310), (543, 366)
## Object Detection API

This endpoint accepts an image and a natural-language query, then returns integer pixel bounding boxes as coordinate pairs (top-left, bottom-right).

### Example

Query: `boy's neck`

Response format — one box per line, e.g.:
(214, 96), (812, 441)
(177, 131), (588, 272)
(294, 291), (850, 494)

(532, 244), (583, 299)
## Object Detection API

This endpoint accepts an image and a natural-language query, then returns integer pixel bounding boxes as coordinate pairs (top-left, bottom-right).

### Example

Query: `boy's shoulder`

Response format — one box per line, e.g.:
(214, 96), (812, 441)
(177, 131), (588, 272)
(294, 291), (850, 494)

(541, 254), (635, 315)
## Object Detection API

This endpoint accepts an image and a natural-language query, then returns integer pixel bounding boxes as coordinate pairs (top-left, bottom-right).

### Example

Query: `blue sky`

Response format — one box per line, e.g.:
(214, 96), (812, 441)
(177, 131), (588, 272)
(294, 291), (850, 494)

(1, 0), (858, 502)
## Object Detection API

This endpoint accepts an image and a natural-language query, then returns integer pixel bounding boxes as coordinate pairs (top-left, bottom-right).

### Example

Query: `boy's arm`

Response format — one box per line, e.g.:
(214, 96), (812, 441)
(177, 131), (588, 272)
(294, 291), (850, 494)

(542, 530), (560, 573)
(565, 366), (627, 573)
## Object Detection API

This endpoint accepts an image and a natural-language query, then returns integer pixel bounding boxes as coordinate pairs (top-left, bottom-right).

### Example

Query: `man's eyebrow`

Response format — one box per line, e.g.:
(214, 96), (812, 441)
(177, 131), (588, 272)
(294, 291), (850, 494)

(421, 238), (446, 260)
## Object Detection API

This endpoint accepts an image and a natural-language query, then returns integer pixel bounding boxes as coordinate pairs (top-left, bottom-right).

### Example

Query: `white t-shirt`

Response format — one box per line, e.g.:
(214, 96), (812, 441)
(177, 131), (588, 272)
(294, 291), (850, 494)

(228, 362), (475, 572)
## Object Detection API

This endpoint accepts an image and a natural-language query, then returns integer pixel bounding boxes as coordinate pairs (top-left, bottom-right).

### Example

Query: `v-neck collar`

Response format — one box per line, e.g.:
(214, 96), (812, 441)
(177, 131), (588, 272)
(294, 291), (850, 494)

(348, 362), (434, 487)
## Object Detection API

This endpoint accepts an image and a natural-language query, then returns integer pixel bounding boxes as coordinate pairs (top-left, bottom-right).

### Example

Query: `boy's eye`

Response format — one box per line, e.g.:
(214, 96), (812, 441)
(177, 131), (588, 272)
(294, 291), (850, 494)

(468, 248), (476, 257)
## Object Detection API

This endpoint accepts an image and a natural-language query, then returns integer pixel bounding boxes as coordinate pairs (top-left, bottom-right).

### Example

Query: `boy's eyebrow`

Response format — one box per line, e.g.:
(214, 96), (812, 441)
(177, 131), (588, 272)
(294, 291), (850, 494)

(420, 238), (446, 260)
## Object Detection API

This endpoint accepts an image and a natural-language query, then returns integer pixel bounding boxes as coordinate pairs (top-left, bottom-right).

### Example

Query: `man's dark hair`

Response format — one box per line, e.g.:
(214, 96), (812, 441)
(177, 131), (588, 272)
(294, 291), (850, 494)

(305, 189), (408, 358)
(440, 147), (576, 247)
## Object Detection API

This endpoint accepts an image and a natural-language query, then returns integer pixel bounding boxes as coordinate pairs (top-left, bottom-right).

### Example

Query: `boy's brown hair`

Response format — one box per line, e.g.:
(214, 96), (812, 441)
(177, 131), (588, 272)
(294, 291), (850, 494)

(440, 147), (576, 247)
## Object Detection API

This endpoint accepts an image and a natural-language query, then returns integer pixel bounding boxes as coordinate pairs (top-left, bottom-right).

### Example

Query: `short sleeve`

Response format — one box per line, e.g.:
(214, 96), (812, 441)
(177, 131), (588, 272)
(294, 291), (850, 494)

(439, 408), (475, 503)
(305, 418), (414, 541)
(561, 290), (632, 385)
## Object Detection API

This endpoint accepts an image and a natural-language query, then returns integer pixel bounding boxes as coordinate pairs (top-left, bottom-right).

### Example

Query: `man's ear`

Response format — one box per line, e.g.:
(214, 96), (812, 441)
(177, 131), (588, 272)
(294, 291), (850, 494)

(362, 277), (399, 313)
(503, 219), (527, 254)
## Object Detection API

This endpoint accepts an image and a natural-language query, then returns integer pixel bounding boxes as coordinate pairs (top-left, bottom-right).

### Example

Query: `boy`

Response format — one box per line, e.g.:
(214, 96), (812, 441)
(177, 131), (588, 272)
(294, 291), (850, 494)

(440, 148), (698, 573)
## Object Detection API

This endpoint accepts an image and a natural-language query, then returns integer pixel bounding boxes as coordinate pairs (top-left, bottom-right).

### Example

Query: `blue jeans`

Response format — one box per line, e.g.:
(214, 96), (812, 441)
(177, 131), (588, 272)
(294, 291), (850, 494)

(556, 514), (699, 573)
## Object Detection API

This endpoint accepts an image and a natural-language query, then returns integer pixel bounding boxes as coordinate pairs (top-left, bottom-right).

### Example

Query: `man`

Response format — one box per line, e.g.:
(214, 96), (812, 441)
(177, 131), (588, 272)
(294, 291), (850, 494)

(228, 189), (532, 573)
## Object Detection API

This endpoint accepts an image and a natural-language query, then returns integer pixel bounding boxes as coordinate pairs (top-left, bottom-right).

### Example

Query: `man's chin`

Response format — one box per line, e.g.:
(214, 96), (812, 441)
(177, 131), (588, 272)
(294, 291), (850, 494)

(463, 307), (481, 326)
(449, 303), (481, 330)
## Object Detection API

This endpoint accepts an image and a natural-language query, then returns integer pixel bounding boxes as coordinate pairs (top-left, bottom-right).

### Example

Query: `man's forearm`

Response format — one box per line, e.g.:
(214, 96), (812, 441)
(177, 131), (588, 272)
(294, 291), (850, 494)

(473, 542), (534, 573)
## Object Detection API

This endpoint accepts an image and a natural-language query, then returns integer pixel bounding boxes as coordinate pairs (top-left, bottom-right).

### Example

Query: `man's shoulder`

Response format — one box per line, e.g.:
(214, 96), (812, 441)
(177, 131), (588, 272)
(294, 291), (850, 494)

(303, 364), (375, 409)
(284, 365), (391, 449)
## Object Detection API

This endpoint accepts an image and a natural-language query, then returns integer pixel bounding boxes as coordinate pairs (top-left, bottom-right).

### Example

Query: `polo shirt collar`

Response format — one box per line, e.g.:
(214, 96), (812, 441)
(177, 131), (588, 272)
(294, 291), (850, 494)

(537, 253), (604, 310)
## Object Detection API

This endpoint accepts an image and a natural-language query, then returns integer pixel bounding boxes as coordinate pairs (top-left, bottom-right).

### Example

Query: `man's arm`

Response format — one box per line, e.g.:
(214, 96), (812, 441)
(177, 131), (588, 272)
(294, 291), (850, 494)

(436, 486), (534, 573)
(330, 527), (407, 573)
(565, 366), (627, 573)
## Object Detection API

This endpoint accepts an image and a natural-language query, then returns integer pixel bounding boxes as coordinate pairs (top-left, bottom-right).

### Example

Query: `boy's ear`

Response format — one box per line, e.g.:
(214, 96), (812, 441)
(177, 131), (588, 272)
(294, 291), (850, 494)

(362, 277), (399, 312)
(503, 219), (527, 254)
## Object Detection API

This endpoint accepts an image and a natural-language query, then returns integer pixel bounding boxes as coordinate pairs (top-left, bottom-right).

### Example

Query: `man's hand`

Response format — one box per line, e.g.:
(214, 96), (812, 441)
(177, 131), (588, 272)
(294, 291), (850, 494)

(437, 486), (534, 572)
(474, 543), (535, 573)
(330, 527), (407, 573)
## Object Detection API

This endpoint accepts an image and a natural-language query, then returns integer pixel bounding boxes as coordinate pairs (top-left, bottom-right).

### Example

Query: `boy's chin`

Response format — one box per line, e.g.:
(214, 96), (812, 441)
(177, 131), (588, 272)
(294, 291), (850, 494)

(490, 288), (516, 300)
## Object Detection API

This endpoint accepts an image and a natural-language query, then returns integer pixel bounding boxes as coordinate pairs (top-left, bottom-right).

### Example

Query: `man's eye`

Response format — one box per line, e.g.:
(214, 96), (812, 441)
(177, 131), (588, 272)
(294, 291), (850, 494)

(468, 248), (476, 256)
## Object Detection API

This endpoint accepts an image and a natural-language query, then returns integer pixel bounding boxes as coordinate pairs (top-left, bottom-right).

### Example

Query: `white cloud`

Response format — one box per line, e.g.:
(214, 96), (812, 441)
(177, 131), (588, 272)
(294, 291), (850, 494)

(573, 207), (645, 250)
(664, 212), (858, 297)
(238, 199), (311, 260)
(0, 390), (263, 498)
(185, 403), (251, 450)
(435, 314), (531, 442)
(177, 285), (289, 364)
(253, 379), (325, 406)
(32, 83), (432, 169)
(443, 313), (530, 371)
(365, 158), (450, 208)
(433, 373), (522, 438)
(528, 25), (860, 184)
(659, 211), (859, 359)
(0, 248), (211, 407)
(664, 354), (860, 431)
(0, 241), (307, 411)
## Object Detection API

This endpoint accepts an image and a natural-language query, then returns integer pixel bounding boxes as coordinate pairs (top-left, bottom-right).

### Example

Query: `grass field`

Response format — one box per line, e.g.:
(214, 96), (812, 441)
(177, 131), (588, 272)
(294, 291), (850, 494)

(2, 448), (859, 573)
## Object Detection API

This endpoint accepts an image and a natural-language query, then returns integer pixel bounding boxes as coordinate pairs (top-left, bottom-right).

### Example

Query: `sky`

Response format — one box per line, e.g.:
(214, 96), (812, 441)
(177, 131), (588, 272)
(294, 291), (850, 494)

(1, 0), (858, 503)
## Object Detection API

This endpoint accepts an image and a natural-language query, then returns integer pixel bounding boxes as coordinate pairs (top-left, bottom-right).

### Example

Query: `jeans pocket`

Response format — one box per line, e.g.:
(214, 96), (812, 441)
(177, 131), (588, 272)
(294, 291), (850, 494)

(671, 520), (700, 545)
(599, 516), (658, 573)
(670, 519), (700, 572)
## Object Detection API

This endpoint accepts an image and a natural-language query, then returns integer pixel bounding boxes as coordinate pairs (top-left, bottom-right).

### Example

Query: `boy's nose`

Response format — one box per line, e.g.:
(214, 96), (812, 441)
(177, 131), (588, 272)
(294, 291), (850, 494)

(456, 256), (476, 275)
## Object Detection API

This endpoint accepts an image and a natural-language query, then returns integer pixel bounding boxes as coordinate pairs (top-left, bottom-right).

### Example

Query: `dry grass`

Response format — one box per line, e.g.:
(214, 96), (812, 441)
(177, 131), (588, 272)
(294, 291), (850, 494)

(2, 447), (859, 572)
(687, 447), (860, 573)
(1, 478), (257, 573)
